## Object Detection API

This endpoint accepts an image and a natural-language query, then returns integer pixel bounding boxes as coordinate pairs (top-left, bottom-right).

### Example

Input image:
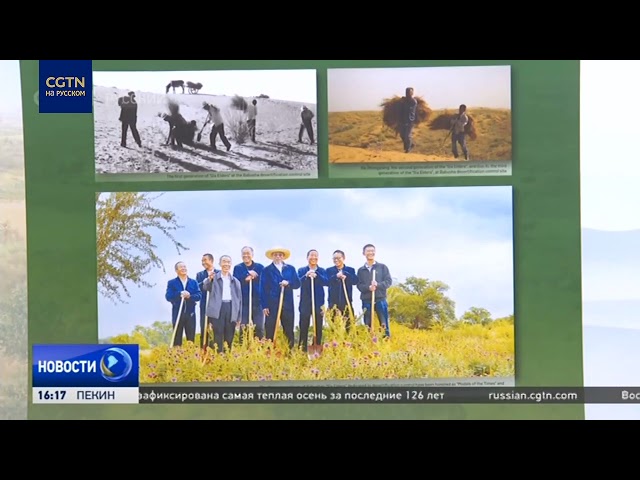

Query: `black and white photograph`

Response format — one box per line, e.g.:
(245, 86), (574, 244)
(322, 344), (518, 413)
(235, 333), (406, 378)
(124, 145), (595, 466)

(92, 70), (318, 180)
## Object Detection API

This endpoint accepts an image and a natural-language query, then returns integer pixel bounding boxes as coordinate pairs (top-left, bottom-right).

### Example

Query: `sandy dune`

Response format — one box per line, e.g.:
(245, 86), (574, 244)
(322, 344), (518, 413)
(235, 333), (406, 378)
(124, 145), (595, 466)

(329, 144), (456, 163)
(93, 86), (318, 175)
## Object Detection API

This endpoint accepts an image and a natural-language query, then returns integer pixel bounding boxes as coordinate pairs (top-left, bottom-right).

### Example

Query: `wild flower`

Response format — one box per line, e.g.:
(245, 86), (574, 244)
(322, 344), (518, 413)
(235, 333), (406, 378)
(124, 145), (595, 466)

(138, 314), (514, 383)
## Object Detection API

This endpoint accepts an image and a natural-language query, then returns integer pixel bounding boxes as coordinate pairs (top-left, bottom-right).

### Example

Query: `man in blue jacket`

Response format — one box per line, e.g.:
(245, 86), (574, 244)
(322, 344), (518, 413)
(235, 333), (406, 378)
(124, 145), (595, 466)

(196, 253), (219, 347)
(356, 244), (393, 338)
(233, 246), (265, 340)
(297, 249), (328, 351)
(259, 246), (300, 349)
(326, 249), (357, 332)
(165, 261), (202, 346)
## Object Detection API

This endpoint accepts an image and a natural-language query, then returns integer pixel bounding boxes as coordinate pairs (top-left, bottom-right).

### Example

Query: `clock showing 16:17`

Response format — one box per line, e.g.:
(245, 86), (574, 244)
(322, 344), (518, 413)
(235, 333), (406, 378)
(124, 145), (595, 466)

(36, 390), (67, 401)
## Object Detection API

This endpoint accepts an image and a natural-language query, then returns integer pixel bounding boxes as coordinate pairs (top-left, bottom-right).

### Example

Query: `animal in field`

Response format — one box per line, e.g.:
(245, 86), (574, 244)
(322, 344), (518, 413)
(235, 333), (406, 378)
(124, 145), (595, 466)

(162, 102), (197, 148)
(186, 81), (203, 94)
(166, 80), (185, 94)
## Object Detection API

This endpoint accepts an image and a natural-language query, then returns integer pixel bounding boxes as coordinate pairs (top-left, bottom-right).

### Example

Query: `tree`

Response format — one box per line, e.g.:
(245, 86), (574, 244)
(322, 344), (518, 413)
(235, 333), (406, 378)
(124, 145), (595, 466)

(387, 276), (456, 329)
(96, 193), (188, 304)
(460, 307), (493, 326)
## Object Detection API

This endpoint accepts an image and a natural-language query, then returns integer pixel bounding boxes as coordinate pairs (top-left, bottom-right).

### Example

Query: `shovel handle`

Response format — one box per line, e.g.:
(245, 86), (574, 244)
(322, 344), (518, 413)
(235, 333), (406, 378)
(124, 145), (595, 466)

(311, 275), (316, 346)
(370, 270), (376, 332)
(170, 296), (185, 347)
(248, 279), (253, 326)
(341, 277), (354, 323)
(273, 285), (285, 348)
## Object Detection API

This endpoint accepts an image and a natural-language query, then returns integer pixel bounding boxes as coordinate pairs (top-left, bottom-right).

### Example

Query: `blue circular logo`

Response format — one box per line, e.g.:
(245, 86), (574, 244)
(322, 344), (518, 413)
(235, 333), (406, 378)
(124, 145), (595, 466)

(100, 348), (133, 383)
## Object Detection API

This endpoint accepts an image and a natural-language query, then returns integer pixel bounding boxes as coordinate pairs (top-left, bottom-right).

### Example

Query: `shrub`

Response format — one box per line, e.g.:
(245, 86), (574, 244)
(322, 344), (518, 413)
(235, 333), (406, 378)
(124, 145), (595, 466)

(231, 95), (248, 112)
(139, 311), (514, 383)
(225, 109), (250, 144)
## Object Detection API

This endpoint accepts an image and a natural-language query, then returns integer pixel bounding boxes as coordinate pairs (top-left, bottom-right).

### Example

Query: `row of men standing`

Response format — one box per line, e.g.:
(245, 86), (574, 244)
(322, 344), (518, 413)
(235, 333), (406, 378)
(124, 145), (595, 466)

(165, 244), (393, 354)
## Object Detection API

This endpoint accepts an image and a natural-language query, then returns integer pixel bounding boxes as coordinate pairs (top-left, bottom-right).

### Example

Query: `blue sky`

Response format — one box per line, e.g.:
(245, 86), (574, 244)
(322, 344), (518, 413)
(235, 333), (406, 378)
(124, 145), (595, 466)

(328, 65), (511, 112)
(97, 186), (515, 338)
(93, 70), (317, 104)
(580, 61), (640, 419)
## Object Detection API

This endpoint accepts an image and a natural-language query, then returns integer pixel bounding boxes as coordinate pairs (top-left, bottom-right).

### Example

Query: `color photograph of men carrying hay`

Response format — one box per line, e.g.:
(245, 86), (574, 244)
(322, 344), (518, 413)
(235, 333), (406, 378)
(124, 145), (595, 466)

(96, 186), (515, 384)
(92, 69), (318, 179)
(327, 65), (511, 164)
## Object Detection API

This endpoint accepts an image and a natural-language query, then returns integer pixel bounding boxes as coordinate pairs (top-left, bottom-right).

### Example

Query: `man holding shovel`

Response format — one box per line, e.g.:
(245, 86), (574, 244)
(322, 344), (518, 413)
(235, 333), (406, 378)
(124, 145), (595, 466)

(326, 249), (357, 332)
(233, 246), (265, 340)
(202, 255), (243, 353)
(196, 253), (219, 348)
(201, 102), (232, 151)
(260, 247), (300, 349)
(165, 261), (202, 347)
(356, 244), (393, 339)
(297, 249), (329, 352)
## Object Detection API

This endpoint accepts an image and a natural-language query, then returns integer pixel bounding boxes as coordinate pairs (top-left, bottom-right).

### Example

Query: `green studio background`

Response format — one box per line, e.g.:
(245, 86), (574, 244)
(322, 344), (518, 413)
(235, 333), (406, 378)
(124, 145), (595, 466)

(20, 60), (582, 420)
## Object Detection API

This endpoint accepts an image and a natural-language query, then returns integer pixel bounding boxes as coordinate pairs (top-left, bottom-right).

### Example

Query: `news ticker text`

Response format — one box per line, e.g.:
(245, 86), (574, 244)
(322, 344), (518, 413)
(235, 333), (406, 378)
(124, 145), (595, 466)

(31, 386), (640, 404)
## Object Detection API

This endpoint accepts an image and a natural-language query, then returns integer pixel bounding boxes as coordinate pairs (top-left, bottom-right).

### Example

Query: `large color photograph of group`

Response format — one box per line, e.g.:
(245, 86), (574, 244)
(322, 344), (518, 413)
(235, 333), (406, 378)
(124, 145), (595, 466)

(97, 186), (515, 384)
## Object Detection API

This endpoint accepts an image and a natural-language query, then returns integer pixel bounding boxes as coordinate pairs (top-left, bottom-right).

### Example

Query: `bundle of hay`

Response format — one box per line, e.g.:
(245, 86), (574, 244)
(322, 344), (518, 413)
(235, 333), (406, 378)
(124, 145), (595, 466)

(231, 94), (248, 112)
(380, 95), (433, 135)
(429, 111), (477, 140)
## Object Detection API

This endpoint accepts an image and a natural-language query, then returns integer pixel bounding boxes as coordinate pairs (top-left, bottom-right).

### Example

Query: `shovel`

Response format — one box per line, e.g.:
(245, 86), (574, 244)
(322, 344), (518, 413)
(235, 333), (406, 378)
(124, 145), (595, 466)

(370, 270), (376, 334)
(196, 120), (208, 142)
(169, 296), (185, 348)
(272, 285), (285, 352)
(200, 291), (211, 365)
(341, 276), (355, 326)
(308, 275), (323, 357)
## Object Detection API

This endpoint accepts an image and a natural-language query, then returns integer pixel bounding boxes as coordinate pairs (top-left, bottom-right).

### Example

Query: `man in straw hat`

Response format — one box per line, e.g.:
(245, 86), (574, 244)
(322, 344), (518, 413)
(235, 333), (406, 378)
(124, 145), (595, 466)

(259, 246), (301, 349)
(165, 261), (202, 346)
(202, 102), (232, 151)
(297, 249), (329, 351)
(356, 244), (393, 338)
(326, 249), (358, 332)
(233, 246), (265, 340)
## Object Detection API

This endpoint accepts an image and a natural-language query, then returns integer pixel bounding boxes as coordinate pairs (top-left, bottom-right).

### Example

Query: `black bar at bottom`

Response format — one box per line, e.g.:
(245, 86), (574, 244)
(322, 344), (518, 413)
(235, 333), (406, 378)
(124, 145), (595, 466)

(138, 386), (598, 404)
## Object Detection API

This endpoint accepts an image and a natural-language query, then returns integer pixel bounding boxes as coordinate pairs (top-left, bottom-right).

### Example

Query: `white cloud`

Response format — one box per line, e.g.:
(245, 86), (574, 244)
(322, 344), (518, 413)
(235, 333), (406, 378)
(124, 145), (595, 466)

(340, 189), (434, 221)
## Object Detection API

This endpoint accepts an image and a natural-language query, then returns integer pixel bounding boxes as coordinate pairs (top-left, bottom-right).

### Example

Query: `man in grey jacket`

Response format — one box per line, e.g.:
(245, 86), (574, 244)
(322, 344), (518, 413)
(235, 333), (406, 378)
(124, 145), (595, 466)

(202, 255), (243, 353)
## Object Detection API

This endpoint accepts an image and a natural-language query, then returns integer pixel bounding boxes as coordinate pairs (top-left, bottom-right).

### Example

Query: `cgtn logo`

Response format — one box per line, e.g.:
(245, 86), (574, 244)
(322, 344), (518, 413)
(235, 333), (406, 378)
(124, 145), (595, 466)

(38, 60), (93, 114)
(44, 76), (87, 97)
(32, 344), (139, 404)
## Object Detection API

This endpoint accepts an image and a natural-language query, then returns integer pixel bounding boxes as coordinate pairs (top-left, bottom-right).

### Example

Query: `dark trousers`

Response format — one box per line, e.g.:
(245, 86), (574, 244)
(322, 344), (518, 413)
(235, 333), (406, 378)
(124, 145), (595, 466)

(265, 306), (295, 349)
(239, 302), (265, 342)
(299, 120), (314, 143)
(452, 132), (469, 159)
(209, 302), (236, 353)
(210, 124), (231, 150)
(121, 120), (141, 147)
(172, 311), (196, 346)
(298, 307), (323, 351)
(362, 299), (391, 338)
(400, 123), (414, 152)
(247, 118), (256, 142)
